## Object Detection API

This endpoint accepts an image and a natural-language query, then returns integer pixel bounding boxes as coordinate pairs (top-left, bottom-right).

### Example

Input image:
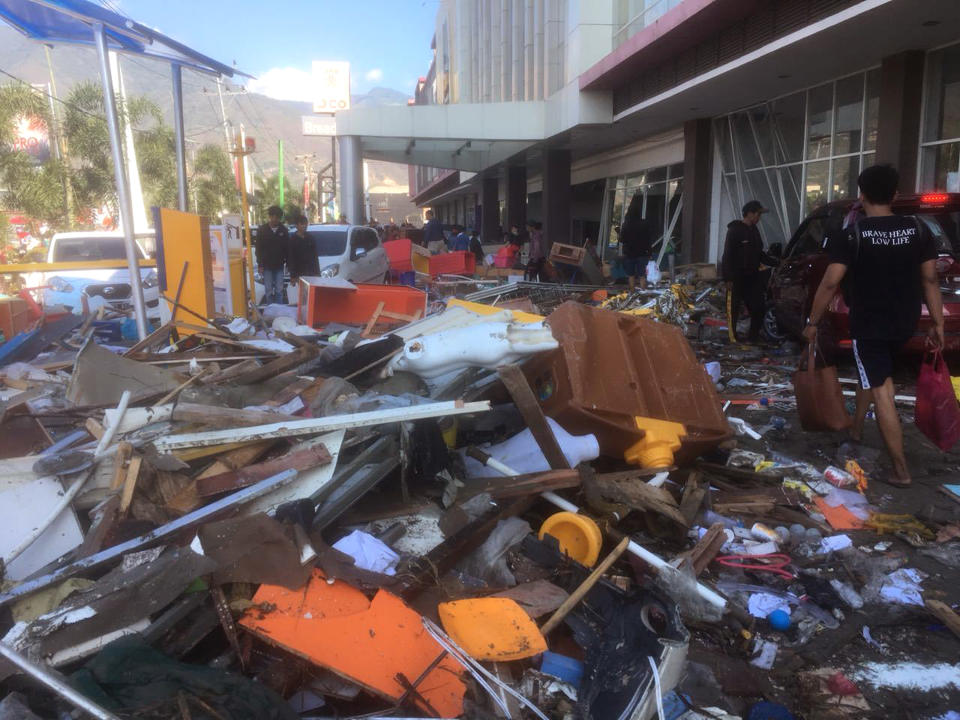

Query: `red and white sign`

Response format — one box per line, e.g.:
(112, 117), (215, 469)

(11, 115), (49, 163)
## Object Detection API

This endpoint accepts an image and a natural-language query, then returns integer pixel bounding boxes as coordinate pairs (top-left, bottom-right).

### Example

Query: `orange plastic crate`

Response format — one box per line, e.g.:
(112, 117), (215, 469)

(298, 278), (427, 328)
(429, 251), (476, 276)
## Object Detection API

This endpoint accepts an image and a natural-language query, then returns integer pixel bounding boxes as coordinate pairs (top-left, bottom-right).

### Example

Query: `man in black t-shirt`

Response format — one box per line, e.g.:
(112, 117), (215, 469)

(803, 165), (944, 486)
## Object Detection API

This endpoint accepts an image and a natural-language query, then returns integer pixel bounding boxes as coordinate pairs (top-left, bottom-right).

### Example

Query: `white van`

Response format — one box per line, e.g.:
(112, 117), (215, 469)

(34, 231), (161, 320)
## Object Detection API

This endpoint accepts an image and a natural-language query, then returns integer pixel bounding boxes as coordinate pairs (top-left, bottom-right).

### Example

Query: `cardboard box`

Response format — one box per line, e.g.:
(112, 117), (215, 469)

(549, 243), (586, 267)
(0, 297), (29, 342)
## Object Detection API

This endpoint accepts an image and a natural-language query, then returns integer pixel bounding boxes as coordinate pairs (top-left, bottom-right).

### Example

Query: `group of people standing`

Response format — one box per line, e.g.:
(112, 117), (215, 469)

(255, 205), (321, 305)
(421, 210), (547, 280)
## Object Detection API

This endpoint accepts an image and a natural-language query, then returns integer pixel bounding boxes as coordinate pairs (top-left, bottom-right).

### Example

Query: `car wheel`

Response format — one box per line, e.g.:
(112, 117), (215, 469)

(762, 305), (788, 343)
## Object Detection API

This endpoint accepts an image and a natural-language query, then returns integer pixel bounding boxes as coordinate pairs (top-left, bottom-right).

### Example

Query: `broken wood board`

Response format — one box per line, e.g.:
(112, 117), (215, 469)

(676, 523), (728, 577)
(152, 400), (491, 452)
(238, 570), (465, 717)
(492, 580), (569, 619)
(66, 339), (181, 406)
(196, 443), (332, 497)
(589, 471), (686, 526)
(0, 460), (84, 581)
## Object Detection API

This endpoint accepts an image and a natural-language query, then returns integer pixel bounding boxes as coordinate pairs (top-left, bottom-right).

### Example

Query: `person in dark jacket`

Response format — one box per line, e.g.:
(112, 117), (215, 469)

(469, 228), (485, 265)
(619, 193), (654, 291)
(721, 200), (775, 342)
(256, 205), (289, 305)
(423, 210), (444, 254)
(287, 216), (320, 300)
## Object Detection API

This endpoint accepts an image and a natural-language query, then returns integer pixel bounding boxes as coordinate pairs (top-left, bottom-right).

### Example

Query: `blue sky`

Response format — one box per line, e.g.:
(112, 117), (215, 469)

(115, 0), (438, 99)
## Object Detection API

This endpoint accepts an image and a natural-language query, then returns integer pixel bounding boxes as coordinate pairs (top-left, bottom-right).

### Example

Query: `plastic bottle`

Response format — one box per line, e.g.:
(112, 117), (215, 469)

(774, 526), (791, 544)
(751, 523), (780, 543)
(829, 579), (864, 609)
(804, 527), (823, 543)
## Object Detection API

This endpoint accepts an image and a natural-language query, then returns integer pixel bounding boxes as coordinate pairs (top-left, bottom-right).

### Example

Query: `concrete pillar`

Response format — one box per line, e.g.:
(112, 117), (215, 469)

(491, 0), (502, 102)
(506, 165), (527, 231)
(533, 0), (544, 99)
(524, 0), (534, 101)
(501, 0), (512, 102)
(876, 50), (925, 193)
(512, 0), (524, 101)
(338, 135), (364, 225)
(682, 118), (712, 264)
(542, 149), (571, 245)
(481, 177), (500, 243)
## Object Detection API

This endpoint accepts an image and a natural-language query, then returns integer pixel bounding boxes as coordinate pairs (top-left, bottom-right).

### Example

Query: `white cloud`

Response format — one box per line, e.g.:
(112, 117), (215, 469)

(246, 67), (314, 103)
(364, 68), (384, 83)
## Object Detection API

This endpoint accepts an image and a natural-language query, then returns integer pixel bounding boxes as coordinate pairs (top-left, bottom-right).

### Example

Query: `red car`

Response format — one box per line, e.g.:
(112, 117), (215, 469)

(766, 193), (960, 352)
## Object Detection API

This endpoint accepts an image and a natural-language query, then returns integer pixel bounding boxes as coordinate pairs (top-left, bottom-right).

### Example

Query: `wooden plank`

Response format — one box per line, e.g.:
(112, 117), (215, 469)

(152, 369), (209, 407)
(171, 402), (300, 429)
(123, 323), (173, 358)
(677, 523), (728, 577)
(195, 441), (276, 480)
(497, 364), (569, 470)
(196, 444), (331, 497)
(540, 536), (631, 635)
(590, 471), (686, 525)
(697, 461), (785, 483)
(110, 441), (133, 490)
(85, 417), (105, 441)
(361, 301), (385, 338)
(679, 471), (705, 527)
(229, 345), (318, 386)
(118, 455), (142, 515)
(926, 598), (960, 640)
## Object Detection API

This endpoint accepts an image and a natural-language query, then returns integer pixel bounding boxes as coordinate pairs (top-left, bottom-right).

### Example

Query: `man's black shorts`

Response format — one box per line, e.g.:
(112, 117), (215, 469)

(852, 338), (905, 389)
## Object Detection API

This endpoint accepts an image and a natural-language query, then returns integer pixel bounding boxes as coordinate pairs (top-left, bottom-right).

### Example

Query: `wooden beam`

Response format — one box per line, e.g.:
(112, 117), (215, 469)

(196, 444), (331, 497)
(118, 455), (142, 515)
(540, 536), (630, 635)
(677, 523), (728, 577)
(497, 364), (569, 470)
(926, 599), (960, 640)
(110, 441), (133, 490)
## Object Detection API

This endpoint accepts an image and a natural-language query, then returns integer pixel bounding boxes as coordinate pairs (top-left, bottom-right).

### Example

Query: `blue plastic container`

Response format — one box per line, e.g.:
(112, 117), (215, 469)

(539, 651), (584, 687)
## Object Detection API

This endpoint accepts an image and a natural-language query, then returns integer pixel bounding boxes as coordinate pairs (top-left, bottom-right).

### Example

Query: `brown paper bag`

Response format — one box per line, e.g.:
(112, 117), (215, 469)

(793, 342), (852, 432)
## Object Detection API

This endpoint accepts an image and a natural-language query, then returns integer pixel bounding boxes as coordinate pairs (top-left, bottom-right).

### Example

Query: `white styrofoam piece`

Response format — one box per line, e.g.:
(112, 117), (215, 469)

(0, 464), (84, 581)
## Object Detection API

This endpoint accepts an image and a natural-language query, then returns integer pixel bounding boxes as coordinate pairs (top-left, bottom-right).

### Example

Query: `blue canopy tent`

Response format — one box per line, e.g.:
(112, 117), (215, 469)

(0, 0), (250, 338)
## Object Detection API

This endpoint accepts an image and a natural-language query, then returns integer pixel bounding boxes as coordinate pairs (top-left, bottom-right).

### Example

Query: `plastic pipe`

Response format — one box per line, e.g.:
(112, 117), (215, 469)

(472, 451), (728, 611)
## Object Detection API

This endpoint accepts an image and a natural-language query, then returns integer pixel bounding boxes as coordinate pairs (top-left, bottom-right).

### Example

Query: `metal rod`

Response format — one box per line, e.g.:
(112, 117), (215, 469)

(171, 63), (188, 211)
(92, 23), (148, 341)
(0, 642), (122, 720)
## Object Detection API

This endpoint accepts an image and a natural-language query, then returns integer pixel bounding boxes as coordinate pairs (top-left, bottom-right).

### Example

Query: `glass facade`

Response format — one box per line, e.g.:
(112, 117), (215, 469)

(601, 163), (683, 263)
(921, 42), (960, 192)
(715, 69), (879, 247)
(613, 0), (684, 49)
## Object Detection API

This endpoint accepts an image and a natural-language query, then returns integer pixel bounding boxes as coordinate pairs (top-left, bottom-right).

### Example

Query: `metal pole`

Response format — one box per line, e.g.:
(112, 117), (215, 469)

(278, 139), (285, 208)
(0, 642), (122, 720)
(171, 63), (188, 212)
(331, 133), (337, 219)
(233, 131), (257, 311)
(93, 23), (148, 340)
(216, 76), (232, 154)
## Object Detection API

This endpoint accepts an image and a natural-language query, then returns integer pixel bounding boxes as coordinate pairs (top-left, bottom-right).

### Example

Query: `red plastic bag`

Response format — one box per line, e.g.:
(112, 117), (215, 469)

(915, 351), (960, 451)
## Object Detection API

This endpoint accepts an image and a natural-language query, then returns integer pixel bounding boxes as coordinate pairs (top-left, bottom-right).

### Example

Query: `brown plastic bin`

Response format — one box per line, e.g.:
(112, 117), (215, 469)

(522, 301), (731, 461)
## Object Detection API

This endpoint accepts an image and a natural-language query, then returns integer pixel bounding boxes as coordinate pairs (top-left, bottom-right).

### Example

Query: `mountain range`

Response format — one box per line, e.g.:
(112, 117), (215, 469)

(0, 26), (413, 190)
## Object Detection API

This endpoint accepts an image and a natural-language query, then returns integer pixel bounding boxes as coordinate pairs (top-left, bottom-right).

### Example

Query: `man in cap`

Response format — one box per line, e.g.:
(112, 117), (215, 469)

(721, 200), (775, 343)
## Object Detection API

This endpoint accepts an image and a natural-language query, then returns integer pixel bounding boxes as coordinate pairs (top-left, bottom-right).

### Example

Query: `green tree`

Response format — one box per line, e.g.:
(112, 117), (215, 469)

(190, 144), (239, 221)
(62, 81), (176, 221)
(0, 84), (69, 231)
(253, 172), (300, 222)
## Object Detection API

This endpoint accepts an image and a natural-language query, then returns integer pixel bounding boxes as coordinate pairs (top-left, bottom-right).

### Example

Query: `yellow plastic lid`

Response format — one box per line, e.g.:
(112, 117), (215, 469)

(538, 511), (603, 567)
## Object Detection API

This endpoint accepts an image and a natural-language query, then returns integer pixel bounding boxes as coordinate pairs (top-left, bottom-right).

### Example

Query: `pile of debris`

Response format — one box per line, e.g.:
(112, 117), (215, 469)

(0, 275), (957, 720)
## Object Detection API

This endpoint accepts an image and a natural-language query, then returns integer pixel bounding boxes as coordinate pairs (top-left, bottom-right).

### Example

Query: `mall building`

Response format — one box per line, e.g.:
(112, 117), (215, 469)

(334, 0), (960, 266)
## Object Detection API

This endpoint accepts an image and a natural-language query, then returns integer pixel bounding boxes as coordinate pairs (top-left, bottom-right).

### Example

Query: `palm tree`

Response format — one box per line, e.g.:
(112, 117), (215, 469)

(190, 144), (239, 221)
(0, 84), (68, 231)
